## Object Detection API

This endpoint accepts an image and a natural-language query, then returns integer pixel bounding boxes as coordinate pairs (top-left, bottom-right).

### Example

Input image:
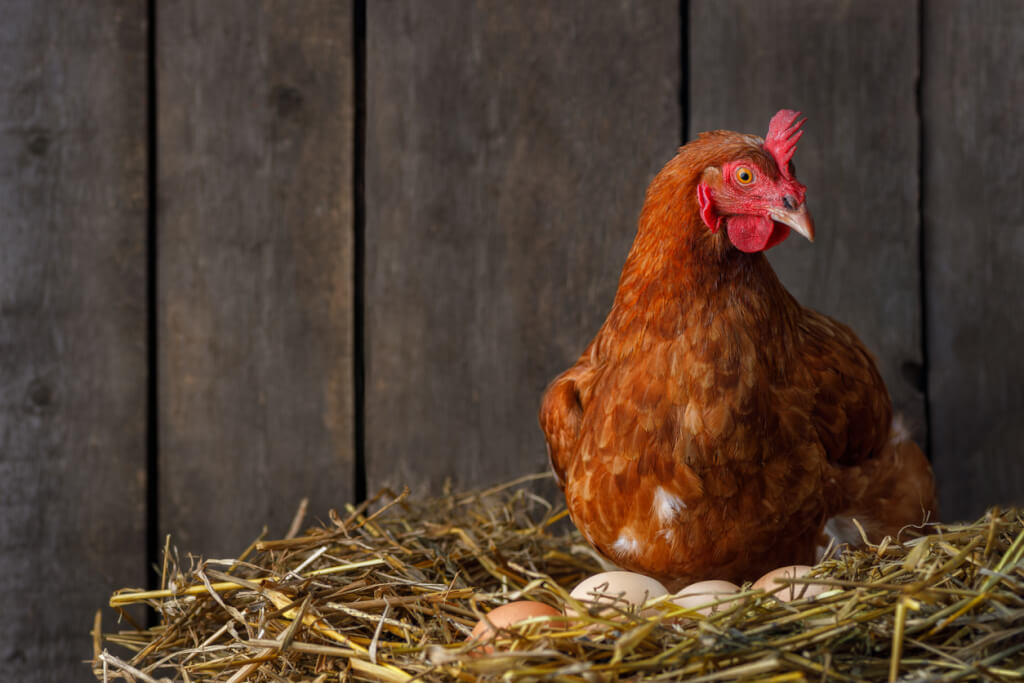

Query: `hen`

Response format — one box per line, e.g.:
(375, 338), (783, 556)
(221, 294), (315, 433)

(540, 110), (936, 588)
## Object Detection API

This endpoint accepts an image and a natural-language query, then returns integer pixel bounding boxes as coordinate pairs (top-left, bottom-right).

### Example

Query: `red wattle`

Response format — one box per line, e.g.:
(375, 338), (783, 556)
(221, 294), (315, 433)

(725, 216), (791, 253)
(764, 223), (791, 250)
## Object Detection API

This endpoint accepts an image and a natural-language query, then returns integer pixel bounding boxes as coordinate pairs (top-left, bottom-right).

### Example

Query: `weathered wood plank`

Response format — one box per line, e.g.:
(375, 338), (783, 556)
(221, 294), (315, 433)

(923, 0), (1024, 519)
(158, 0), (355, 557)
(0, 2), (147, 678)
(365, 0), (681, 494)
(690, 1), (925, 442)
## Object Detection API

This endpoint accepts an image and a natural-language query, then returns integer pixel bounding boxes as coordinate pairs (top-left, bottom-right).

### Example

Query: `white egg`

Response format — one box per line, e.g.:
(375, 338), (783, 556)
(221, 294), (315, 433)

(753, 565), (827, 601)
(567, 570), (669, 618)
(671, 580), (742, 617)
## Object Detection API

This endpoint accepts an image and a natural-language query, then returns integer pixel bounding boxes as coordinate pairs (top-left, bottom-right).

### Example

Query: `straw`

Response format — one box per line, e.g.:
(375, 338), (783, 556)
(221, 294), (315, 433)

(94, 479), (1024, 681)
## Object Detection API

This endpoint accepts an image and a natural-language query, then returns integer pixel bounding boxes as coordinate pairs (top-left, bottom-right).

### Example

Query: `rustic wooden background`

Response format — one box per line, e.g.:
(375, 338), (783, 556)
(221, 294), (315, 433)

(2, 1), (1021, 678)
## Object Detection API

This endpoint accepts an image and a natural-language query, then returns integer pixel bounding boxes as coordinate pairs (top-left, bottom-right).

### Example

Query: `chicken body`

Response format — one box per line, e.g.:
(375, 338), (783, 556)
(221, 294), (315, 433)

(540, 113), (936, 589)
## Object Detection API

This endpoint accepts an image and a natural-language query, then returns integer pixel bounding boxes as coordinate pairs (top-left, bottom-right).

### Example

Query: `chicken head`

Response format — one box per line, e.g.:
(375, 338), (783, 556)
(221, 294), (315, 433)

(696, 110), (815, 253)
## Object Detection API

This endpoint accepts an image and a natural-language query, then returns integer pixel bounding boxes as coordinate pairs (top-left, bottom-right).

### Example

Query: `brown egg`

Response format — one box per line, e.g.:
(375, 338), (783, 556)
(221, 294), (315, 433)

(468, 601), (563, 651)
(567, 571), (670, 619)
(671, 580), (742, 617)
(753, 565), (827, 601)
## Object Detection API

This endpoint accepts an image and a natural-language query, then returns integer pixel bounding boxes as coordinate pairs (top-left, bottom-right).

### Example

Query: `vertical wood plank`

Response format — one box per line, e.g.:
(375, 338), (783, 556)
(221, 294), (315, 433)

(690, 1), (925, 442)
(923, 0), (1024, 519)
(158, 0), (355, 557)
(365, 1), (681, 494)
(0, 2), (147, 677)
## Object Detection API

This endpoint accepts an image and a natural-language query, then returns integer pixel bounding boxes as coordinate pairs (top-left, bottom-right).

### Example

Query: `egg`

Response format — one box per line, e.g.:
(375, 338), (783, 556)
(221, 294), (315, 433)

(468, 601), (563, 651)
(753, 565), (827, 601)
(567, 571), (669, 619)
(671, 580), (742, 617)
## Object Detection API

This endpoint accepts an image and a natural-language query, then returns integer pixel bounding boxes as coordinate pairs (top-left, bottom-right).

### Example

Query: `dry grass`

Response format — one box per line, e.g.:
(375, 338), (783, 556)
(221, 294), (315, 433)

(93, 474), (1024, 681)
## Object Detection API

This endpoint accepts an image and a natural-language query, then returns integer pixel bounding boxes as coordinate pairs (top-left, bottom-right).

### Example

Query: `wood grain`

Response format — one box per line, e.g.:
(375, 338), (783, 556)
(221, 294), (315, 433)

(690, 1), (926, 439)
(923, 0), (1024, 519)
(0, 2), (147, 678)
(364, 0), (681, 495)
(158, 0), (355, 558)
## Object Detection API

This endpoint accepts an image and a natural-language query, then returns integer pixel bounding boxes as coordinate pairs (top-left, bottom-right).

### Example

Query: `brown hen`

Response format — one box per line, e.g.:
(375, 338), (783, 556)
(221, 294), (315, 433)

(540, 111), (936, 589)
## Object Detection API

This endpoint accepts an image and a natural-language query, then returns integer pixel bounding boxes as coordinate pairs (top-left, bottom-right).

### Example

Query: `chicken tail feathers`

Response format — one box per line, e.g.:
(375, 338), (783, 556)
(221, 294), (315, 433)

(826, 416), (938, 548)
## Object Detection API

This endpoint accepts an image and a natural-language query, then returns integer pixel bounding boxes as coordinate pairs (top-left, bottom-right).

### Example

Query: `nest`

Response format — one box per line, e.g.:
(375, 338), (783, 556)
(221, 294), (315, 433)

(94, 474), (1024, 682)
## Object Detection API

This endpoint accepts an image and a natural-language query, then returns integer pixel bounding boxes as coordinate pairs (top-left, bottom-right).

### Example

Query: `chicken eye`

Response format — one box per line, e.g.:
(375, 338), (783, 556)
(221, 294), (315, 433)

(735, 167), (755, 185)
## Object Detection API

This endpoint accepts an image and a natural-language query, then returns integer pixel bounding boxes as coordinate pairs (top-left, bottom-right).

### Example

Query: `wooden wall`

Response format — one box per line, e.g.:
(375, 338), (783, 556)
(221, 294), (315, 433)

(1, 1), (1021, 678)
(0, 2), (148, 678)
(364, 0), (681, 497)
(922, 0), (1024, 530)
(157, 0), (355, 564)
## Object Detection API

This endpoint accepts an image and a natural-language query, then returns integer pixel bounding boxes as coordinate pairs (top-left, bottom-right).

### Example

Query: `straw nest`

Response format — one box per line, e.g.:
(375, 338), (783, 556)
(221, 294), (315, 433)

(94, 474), (1023, 682)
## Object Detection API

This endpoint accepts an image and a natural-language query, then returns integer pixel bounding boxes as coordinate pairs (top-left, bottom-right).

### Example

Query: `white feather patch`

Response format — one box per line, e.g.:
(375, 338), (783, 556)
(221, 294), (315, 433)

(653, 487), (686, 524)
(612, 531), (641, 558)
(817, 515), (865, 561)
(889, 414), (912, 445)
(824, 515), (863, 547)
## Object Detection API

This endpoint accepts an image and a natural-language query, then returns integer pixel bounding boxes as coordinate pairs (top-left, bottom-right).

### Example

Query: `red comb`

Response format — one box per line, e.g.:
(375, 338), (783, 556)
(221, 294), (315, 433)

(764, 109), (805, 177)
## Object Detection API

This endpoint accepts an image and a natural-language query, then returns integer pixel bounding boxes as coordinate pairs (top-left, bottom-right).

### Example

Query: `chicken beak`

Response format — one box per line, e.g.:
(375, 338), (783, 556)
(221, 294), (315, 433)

(770, 203), (815, 243)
